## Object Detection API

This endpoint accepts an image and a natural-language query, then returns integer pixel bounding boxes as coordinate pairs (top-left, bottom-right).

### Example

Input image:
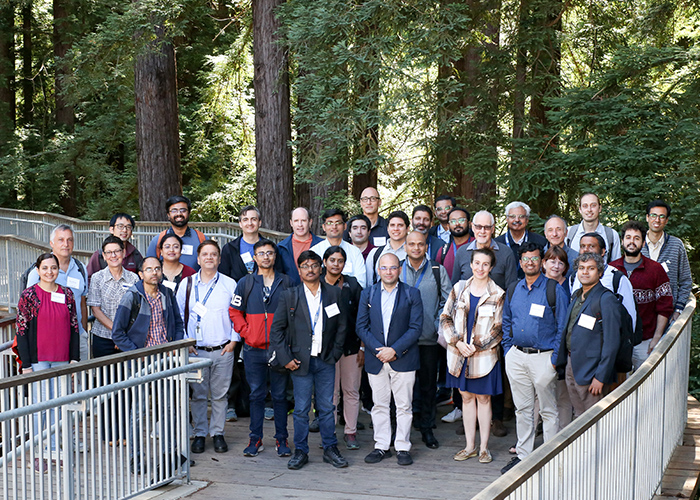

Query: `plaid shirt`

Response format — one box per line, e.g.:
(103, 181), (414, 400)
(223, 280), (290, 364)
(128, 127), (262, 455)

(145, 292), (168, 347)
(87, 267), (139, 339)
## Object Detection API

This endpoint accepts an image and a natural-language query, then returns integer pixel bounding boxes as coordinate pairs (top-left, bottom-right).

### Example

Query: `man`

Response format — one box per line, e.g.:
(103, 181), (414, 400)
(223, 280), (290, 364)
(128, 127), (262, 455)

(229, 239), (292, 458)
(566, 193), (621, 262)
(501, 242), (569, 474)
(556, 253), (621, 417)
(435, 207), (473, 281)
(400, 232), (450, 450)
(356, 253), (423, 466)
(610, 221), (673, 369)
(359, 187), (389, 246)
(177, 241), (239, 454)
(27, 224), (89, 361)
(87, 236), (140, 358)
(641, 200), (692, 322)
(278, 207), (323, 285)
(543, 215), (579, 277)
(146, 195), (206, 270)
(87, 213), (143, 280)
(429, 195), (456, 244)
(411, 205), (444, 261)
(366, 211), (410, 285)
(347, 214), (375, 261)
(270, 251), (348, 470)
(311, 209), (367, 288)
(495, 202), (547, 280)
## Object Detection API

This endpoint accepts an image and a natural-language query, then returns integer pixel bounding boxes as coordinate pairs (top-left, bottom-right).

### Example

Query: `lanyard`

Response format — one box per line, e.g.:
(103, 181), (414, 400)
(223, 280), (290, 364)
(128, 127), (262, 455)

(194, 273), (219, 323)
(310, 292), (323, 335)
(402, 261), (428, 289)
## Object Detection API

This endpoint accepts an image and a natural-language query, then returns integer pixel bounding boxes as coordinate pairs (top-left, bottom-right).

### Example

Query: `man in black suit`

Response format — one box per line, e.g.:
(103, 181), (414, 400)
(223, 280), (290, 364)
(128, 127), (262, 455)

(270, 250), (348, 470)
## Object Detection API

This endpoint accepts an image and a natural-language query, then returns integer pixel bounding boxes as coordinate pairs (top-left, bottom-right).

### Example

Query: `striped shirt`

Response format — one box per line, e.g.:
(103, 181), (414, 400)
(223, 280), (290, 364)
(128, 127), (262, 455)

(145, 292), (168, 347)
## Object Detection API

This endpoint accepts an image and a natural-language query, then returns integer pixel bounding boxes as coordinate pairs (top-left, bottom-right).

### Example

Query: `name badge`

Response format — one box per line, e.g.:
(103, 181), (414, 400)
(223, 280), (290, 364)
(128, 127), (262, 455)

(66, 277), (81, 289)
(325, 303), (340, 318)
(181, 244), (194, 256)
(578, 313), (596, 330)
(162, 280), (176, 291)
(193, 302), (208, 317)
(241, 252), (253, 264)
(373, 237), (387, 247)
(345, 261), (353, 273)
(122, 283), (132, 290)
(478, 305), (494, 317)
(661, 262), (669, 273)
(51, 292), (65, 304)
(529, 304), (545, 318)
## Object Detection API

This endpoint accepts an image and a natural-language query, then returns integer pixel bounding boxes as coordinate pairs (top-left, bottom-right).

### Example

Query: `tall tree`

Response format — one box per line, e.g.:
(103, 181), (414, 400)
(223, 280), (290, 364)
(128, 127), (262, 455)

(0, 0), (14, 146)
(21, 2), (32, 126)
(253, 0), (293, 232)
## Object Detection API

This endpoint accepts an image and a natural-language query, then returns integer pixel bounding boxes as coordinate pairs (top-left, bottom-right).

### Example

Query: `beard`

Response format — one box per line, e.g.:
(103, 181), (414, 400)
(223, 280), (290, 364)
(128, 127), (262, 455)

(625, 246), (642, 257)
(451, 226), (469, 238)
(169, 215), (189, 228)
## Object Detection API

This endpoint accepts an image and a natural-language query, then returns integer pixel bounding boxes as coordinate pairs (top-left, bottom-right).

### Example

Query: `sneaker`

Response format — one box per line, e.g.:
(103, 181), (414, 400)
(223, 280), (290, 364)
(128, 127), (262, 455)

(396, 451), (413, 466)
(308, 417), (320, 432)
(364, 448), (391, 464)
(441, 407), (463, 423)
(287, 449), (308, 470)
(478, 449), (493, 463)
(323, 445), (349, 468)
(243, 438), (264, 457)
(453, 447), (478, 461)
(436, 394), (453, 407)
(344, 433), (360, 450)
(226, 408), (238, 422)
(276, 439), (291, 457)
(361, 405), (372, 415)
(264, 407), (275, 420)
(501, 456), (521, 474)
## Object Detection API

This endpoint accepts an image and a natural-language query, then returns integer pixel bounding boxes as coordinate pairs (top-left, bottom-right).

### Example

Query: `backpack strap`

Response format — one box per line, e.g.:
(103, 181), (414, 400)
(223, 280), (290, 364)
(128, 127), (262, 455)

(127, 291), (141, 332)
(437, 240), (449, 266)
(611, 267), (622, 294)
(430, 260), (441, 293)
(566, 224), (579, 247)
(195, 229), (206, 245)
(603, 226), (616, 263)
(72, 258), (87, 288)
(154, 229), (168, 260)
(184, 276), (193, 327)
(545, 278), (557, 315)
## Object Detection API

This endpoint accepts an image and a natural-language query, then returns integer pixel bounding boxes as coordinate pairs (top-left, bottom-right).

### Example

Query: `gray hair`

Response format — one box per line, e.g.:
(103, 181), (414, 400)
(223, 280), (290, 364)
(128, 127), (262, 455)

(545, 214), (568, 229)
(504, 201), (531, 217)
(574, 252), (605, 275)
(50, 224), (74, 244)
(473, 210), (495, 226)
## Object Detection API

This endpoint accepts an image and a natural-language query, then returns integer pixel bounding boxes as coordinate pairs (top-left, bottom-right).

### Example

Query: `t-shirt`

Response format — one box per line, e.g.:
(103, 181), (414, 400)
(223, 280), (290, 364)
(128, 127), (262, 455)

(438, 239), (472, 281)
(36, 286), (71, 361)
(623, 259), (642, 275)
(292, 236), (313, 271)
(240, 240), (255, 274)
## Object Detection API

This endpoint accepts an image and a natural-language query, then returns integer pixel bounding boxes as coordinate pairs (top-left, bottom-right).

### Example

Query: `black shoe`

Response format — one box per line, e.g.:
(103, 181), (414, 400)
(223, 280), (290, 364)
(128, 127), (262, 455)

(421, 431), (439, 449)
(287, 449), (309, 470)
(309, 417), (320, 433)
(323, 445), (349, 468)
(191, 436), (205, 454)
(396, 451), (413, 466)
(364, 448), (391, 464)
(356, 421), (365, 431)
(501, 457), (521, 474)
(213, 435), (228, 453)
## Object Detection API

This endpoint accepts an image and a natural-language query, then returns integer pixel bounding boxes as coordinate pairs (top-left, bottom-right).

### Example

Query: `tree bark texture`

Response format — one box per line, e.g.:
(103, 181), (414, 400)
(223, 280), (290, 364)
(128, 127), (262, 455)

(135, 25), (182, 221)
(53, 0), (73, 131)
(253, 0), (293, 232)
(21, 3), (32, 126)
(0, 0), (15, 145)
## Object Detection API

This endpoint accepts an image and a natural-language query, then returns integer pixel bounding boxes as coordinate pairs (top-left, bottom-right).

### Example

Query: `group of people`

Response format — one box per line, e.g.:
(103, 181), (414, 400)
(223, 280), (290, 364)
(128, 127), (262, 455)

(14, 190), (692, 474)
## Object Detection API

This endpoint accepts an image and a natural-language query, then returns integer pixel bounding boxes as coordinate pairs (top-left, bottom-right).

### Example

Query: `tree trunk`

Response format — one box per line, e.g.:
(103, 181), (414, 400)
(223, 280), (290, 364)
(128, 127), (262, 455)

(0, 0), (15, 146)
(53, 0), (73, 131)
(253, 0), (293, 232)
(21, 3), (32, 126)
(135, 25), (182, 221)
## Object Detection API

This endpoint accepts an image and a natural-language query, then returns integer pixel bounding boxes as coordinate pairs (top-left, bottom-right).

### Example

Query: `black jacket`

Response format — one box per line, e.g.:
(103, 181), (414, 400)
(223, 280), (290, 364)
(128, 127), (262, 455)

(219, 235), (284, 281)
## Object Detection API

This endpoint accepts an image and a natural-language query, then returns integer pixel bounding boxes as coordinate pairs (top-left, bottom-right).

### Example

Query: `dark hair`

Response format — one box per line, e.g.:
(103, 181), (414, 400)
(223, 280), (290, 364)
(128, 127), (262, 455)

(581, 232), (606, 251)
(543, 245), (570, 275)
(646, 199), (671, 217)
(165, 195), (191, 211)
(387, 210), (410, 227)
(321, 208), (347, 223)
(620, 220), (647, 242)
(348, 214), (371, 230)
(102, 235), (125, 251)
(197, 239), (220, 255)
(412, 205), (433, 220)
(109, 213), (136, 229)
(139, 256), (161, 272)
(435, 195), (457, 207)
(471, 247), (496, 266)
(253, 239), (277, 252)
(297, 250), (322, 267)
(159, 233), (184, 250)
(240, 205), (261, 219)
(518, 242), (544, 260)
(323, 245), (347, 261)
(35, 252), (59, 269)
(446, 207), (470, 222)
(575, 252), (605, 275)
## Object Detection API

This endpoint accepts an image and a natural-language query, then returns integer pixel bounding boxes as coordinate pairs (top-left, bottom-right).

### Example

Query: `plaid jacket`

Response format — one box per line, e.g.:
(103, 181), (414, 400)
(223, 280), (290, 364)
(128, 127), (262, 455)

(439, 277), (504, 379)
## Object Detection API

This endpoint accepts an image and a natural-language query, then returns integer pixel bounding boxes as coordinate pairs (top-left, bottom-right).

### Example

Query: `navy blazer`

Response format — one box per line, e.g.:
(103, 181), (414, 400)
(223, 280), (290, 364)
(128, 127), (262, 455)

(356, 281), (423, 375)
(556, 282), (621, 386)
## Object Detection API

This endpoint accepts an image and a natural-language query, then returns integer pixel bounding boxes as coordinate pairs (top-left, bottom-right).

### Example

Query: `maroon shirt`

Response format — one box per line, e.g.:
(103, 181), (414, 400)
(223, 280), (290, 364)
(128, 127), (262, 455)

(36, 286), (71, 361)
(436, 237), (473, 281)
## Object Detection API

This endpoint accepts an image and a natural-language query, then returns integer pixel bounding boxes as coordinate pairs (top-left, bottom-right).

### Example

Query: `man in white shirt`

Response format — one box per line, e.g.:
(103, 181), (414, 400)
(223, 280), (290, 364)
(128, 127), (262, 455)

(311, 209), (367, 288)
(366, 210), (410, 285)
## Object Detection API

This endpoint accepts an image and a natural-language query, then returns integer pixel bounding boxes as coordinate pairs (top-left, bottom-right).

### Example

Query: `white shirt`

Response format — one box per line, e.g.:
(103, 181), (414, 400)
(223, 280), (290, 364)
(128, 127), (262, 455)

(310, 239), (367, 288)
(304, 284), (323, 356)
(380, 283), (398, 344)
(436, 224), (450, 244)
(366, 241), (407, 285)
(571, 265), (637, 330)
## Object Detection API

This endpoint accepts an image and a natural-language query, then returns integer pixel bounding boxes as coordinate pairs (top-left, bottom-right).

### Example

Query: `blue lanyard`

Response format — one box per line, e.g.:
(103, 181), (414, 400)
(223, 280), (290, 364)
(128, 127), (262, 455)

(194, 273), (219, 323)
(452, 240), (457, 257)
(310, 292), (323, 335)
(402, 261), (428, 288)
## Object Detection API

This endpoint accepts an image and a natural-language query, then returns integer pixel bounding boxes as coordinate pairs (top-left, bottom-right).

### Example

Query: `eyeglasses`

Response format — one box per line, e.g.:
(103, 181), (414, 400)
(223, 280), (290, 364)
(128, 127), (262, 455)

(103, 250), (123, 256)
(299, 263), (321, 270)
(162, 244), (180, 251)
(143, 267), (162, 273)
(379, 266), (400, 272)
(521, 256), (540, 263)
(114, 224), (133, 231)
(449, 217), (467, 224)
(435, 206), (453, 212)
(360, 196), (380, 203)
(255, 250), (275, 257)
(472, 224), (493, 231)
(507, 214), (528, 220)
(324, 220), (345, 227)
(169, 208), (188, 215)
(648, 213), (668, 220)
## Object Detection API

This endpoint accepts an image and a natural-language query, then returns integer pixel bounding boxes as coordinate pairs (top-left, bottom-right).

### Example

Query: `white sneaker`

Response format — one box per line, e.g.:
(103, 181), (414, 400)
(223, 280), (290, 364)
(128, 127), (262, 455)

(441, 408), (463, 423)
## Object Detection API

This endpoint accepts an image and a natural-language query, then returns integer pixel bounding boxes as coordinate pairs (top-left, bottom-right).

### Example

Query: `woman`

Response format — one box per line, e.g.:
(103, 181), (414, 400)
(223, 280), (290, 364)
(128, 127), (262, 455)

(323, 246), (364, 450)
(159, 234), (195, 293)
(439, 247), (504, 464)
(542, 245), (570, 299)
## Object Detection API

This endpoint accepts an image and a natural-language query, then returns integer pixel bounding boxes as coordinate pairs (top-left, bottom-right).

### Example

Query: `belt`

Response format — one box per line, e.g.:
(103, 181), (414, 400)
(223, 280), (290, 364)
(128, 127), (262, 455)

(515, 346), (553, 354)
(195, 341), (231, 352)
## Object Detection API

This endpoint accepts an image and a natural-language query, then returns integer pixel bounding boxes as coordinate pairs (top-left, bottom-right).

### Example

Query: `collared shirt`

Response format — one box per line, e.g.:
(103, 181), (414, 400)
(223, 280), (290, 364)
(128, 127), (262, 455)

(145, 292), (168, 347)
(177, 271), (240, 347)
(436, 224), (450, 244)
(87, 267), (139, 339)
(146, 227), (206, 270)
(380, 283), (398, 344)
(304, 284), (323, 356)
(645, 233), (664, 262)
(366, 240), (407, 285)
(310, 239), (367, 288)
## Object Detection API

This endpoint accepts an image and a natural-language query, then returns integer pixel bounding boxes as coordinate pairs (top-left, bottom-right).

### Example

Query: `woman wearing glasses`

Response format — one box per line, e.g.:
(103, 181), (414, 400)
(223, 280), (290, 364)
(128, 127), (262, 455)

(159, 233), (196, 293)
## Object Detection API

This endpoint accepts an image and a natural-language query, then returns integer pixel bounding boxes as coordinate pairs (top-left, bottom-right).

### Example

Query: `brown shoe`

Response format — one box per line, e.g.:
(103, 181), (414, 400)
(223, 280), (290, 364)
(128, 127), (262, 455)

(491, 420), (508, 437)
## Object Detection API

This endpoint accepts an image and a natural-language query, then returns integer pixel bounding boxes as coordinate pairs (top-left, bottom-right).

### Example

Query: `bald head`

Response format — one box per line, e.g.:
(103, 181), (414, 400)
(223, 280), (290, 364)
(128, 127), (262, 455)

(406, 231), (427, 264)
(378, 252), (400, 287)
(290, 207), (312, 238)
(360, 187), (381, 217)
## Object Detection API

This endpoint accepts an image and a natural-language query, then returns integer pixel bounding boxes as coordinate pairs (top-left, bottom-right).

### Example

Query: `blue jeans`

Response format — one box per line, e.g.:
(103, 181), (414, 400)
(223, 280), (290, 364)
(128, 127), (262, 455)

(32, 361), (70, 451)
(243, 344), (289, 441)
(291, 356), (337, 453)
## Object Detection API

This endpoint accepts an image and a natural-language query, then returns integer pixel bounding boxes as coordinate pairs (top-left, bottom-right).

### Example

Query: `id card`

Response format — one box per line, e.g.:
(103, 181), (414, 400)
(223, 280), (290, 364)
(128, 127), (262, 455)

(193, 302), (208, 317)
(529, 304), (545, 318)
(325, 303), (340, 318)
(241, 252), (253, 264)
(578, 314), (596, 330)
(478, 305), (494, 317)
(661, 262), (669, 273)
(181, 244), (194, 256)
(66, 277), (81, 289)
(51, 292), (65, 304)
(373, 237), (387, 247)
(162, 280), (176, 291)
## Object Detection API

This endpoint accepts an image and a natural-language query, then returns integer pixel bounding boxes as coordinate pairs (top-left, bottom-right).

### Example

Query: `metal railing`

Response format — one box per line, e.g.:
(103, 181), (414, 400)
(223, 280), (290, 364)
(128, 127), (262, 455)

(0, 339), (209, 500)
(473, 294), (696, 500)
(0, 316), (17, 379)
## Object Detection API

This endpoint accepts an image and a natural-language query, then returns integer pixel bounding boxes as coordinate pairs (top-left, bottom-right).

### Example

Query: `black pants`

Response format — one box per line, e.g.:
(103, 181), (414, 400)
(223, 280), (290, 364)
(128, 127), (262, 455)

(92, 335), (123, 441)
(417, 344), (439, 432)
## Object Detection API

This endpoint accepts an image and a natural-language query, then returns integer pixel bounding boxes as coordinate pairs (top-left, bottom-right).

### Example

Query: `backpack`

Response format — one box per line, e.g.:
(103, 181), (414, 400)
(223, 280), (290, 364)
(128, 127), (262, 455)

(589, 283), (634, 374)
(154, 228), (206, 259)
(506, 277), (558, 316)
(19, 257), (87, 296)
(566, 224), (616, 264)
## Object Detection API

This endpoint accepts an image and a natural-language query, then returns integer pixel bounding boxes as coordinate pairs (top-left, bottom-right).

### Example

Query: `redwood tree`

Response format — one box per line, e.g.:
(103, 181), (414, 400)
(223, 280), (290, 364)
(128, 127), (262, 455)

(0, 1), (14, 146)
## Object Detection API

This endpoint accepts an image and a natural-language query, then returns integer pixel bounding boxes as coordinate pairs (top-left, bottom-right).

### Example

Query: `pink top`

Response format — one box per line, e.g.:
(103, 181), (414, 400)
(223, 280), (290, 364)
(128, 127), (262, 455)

(35, 286), (72, 362)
